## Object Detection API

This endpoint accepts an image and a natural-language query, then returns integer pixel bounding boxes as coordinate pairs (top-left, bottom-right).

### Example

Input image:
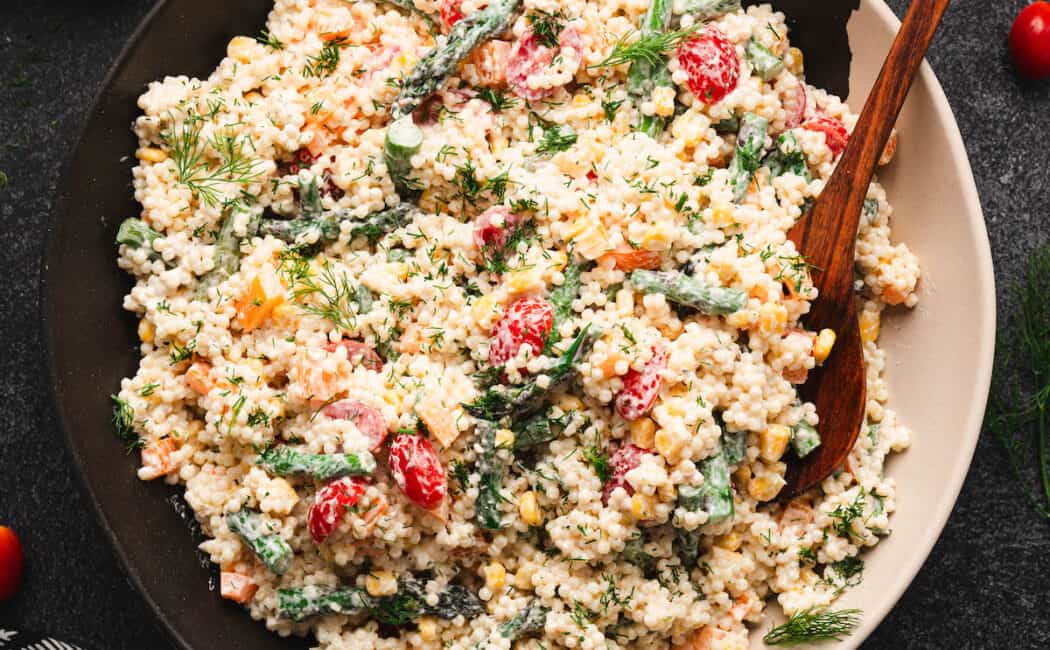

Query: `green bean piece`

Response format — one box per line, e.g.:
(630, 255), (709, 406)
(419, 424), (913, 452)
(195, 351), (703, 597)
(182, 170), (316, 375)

(464, 325), (597, 421)
(765, 131), (810, 180)
(501, 601), (550, 639)
(791, 421), (821, 458)
(728, 112), (769, 202)
(260, 204), (417, 248)
(682, 0), (741, 19)
(746, 38), (785, 81)
(628, 0), (673, 138)
(116, 218), (163, 260)
(277, 585), (372, 621)
(226, 509), (293, 575)
(391, 0), (521, 119)
(474, 420), (506, 530)
(384, 116), (424, 195)
(630, 270), (747, 315)
(198, 206), (262, 296)
(256, 446), (376, 481)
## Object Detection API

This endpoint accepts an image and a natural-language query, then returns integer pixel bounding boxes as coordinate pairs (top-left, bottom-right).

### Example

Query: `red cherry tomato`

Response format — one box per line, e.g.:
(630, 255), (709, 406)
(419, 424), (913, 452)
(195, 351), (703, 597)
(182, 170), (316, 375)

(388, 435), (446, 510)
(474, 205), (523, 263)
(801, 115), (850, 158)
(439, 0), (465, 31)
(782, 81), (808, 129)
(308, 477), (368, 544)
(601, 444), (652, 505)
(507, 25), (583, 101)
(323, 339), (384, 372)
(614, 347), (668, 421)
(488, 297), (554, 368)
(1010, 2), (1050, 79)
(676, 27), (740, 105)
(0, 526), (24, 600)
(321, 399), (389, 451)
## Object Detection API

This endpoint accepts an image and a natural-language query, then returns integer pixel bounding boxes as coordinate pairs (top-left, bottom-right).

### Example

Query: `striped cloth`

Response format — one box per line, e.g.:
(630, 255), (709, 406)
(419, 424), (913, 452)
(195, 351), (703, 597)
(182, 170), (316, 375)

(0, 629), (84, 650)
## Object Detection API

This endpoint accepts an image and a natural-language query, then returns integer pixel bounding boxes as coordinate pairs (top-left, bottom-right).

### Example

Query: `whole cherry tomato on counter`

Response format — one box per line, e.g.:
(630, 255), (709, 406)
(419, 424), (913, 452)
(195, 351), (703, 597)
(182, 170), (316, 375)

(1010, 2), (1050, 79)
(0, 525), (24, 600)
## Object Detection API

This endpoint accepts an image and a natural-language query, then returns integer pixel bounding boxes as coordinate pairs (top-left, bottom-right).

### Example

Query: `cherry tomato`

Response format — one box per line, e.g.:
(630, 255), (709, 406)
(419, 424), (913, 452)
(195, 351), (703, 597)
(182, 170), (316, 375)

(388, 435), (446, 510)
(676, 27), (740, 105)
(0, 526), (24, 600)
(601, 444), (652, 505)
(801, 115), (850, 158)
(439, 0), (465, 31)
(506, 26), (583, 101)
(321, 399), (389, 451)
(488, 297), (554, 368)
(474, 205), (523, 263)
(1010, 2), (1050, 79)
(308, 477), (368, 544)
(614, 348), (668, 421)
(782, 81), (808, 129)
(324, 339), (384, 372)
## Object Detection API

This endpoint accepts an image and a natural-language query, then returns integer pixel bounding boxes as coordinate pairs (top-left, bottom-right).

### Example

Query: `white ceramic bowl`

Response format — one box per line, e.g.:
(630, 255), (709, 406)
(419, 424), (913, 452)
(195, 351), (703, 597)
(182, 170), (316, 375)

(750, 1), (995, 647)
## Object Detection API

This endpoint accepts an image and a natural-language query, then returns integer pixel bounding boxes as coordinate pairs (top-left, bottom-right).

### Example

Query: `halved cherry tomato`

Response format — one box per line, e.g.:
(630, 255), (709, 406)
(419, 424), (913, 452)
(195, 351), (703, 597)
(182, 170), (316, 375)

(388, 434), (446, 510)
(614, 348), (668, 421)
(308, 477), (368, 544)
(1010, 2), (1050, 79)
(321, 399), (389, 451)
(324, 339), (384, 372)
(676, 27), (740, 105)
(801, 115), (850, 158)
(488, 297), (554, 368)
(0, 526), (24, 600)
(601, 444), (652, 505)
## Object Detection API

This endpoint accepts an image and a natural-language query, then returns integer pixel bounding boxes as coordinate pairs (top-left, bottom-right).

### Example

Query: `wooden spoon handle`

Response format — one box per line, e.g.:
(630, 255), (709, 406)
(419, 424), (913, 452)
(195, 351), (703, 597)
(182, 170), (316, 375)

(792, 0), (951, 300)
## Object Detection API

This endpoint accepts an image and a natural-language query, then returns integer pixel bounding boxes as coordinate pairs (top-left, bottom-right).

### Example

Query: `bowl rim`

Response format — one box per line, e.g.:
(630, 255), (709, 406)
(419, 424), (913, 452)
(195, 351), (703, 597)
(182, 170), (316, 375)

(40, 1), (996, 649)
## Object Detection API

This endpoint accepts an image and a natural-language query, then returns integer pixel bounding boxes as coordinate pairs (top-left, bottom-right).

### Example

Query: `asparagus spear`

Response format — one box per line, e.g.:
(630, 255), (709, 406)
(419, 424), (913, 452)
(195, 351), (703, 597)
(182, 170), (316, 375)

(278, 585), (372, 621)
(197, 206), (261, 296)
(697, 448), (735, 524)
(501, 601), (549, 639)
(791, 421), (821, 458)
(544, 256), (583, 352)
(765, 131), (810, 180)
(630, 270), (747, 315)
(746, 38), (785, 81)
(384, 116), (424, 195)
(628, 0), (673, 138)
(464, 325), (597, 421)
(226, 509), (293, 575)
(728, 112), (769, 202)
(622, 533), (657, 574)
(116, 218), (163, 261)
(260, 204), (417, 248)
(474, 420), (506, 530)
(721, 429), (747, 465)
(299, 176), (324, 219)
(391, 0), (521, 119)
(513, 410), (560, 450)
(683, 0), (741, 19)
(373, 0), (438, 29)
(256, 446), (376, 481)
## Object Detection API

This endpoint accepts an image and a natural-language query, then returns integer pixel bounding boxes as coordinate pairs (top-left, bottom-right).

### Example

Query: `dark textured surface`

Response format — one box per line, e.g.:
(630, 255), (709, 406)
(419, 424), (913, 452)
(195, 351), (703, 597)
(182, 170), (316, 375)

(0, 0), (1047, 648)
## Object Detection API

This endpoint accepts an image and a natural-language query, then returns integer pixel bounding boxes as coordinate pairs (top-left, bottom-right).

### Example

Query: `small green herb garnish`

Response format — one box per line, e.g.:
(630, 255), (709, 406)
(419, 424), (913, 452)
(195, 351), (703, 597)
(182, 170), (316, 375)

(591, 25), (699, 69)
(169, 339), (197, 365)
(828, 490), (867, 540)
(528, 9), (566, 48)
(303, 39), (348, 78)
(139, 383), (160, 397)
(290, 258), (364, 333)
(256, 29), (285, 50)
(536, 124), (577, 155)
(601, 99), (624, 122)
(763, 607), (862, 646)
(583, 438), (611, 483)
(476, 87), (519, 112)
(162, 112), (263, 207)
(110, 395), (143, 453)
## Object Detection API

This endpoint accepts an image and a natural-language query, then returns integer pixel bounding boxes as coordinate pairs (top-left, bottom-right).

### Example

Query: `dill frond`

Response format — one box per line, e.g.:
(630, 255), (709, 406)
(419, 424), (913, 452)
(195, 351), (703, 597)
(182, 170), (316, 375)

(163, 112), (263, 207)
(763, 607), (862, 646)
(591, 25), (700, 69)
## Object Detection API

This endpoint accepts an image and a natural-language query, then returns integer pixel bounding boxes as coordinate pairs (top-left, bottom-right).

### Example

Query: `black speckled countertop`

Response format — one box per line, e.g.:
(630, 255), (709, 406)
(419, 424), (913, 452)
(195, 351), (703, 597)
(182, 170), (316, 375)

(0, 0), (1048, 648)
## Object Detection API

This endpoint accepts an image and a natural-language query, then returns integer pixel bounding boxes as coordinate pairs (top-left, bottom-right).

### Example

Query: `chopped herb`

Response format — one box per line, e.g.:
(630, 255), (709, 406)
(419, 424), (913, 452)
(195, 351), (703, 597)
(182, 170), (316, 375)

(139, 383), (160, 397)
(601, 99), (625, 122)
(528, 9), (566, 48)
(169, 339), (197, 365)
(162, 112), (263, 207)
(535, 124), (577, 155)
(110, 395), (143, 453)
(303, 39), (348, 78)
(591, 24), (699, 69)
(477, 87), (518, 112)
(763, 607), (862, 646)
(828, 490), (867, 540)
(290, 259), (363, 333)
(256, 29), (285, 50)
(583, 436), (611, 483)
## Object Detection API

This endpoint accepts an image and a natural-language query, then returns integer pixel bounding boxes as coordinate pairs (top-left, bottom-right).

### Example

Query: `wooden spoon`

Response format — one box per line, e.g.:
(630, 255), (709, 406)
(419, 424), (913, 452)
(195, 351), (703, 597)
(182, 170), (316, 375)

(781, 0), (950, 498)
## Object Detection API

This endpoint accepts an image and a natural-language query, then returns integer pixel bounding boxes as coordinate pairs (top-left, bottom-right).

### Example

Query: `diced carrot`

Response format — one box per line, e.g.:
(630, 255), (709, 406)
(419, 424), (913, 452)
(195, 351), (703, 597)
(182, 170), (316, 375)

(600, 246), (662, 272)
(140, 437), (178, 481)
(729, 593), (754, 622)
(185, 361), (215, 395)
(235, 277), (283, 333)
(220, 572), (258, 604)
(673, 626), (729, 650)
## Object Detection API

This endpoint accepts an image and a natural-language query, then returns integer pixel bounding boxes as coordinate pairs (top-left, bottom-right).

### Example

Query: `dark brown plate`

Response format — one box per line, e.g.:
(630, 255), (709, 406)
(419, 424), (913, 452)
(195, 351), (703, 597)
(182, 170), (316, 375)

(42, 1), (855, 647)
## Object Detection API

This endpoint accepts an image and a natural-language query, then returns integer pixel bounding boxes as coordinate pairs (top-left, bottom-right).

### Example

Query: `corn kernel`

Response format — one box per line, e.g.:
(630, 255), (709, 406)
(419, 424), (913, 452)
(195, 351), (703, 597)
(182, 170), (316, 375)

(138, 318), (155, 344)
(710, 203), (734, 227)
(417, 616), (439, 642)
(630, 417), (657, 449)
(227, 36), (257, 64)
(518, 491), (543, 527)
(733, 463), (752, 490)
(471, 292), (504, 329)
(758, 302), (788, 335)
(813, 328), (837, 364)
(244, 91), (263, 104)
(555, 394), (584, 413)
(760, 424), (791, 463)
(725, 309), (755, 330)
(506, 267), (544, 295)
(748, 472), (786, 502)
(366, 570), (398, 597)
(785, 47), (805, 76)
(271, 302), (297, 324)
(641, 223), (674, 250)
(651, 86), (676, 118)
(630, 493), (657, 521)
(495, 428), (515, 448)
(135, 147), (168, 163)
(859, 309), (881, 343)
(484, 561), (507, 592)
(715, 531), (742, 551)
(513, 562), (537, 590)
(569, 220), (610, 261)
(572, 93), (590, 107)
(655, 428), (684, 460)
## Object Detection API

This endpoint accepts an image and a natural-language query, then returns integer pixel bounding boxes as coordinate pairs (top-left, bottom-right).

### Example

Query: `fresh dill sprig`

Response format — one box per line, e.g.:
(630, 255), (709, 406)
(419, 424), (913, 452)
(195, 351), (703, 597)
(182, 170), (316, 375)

(303, 39), (348, 78)
(583, 435), (611, 483)
(591, 24), (700, 69)
(476, 86), (519, 112)
(290, 258), (363, 332)
(528, 9), (566, 48)
(828, 490), (867, 540)
(110, 395), (144, 453)
(256, 29), (285, 50)
(601, 98), (624, 122)
(987, 244), (1050, 518)
(535, 124), (577, 155)
(162, 112), (263, 207)
(169, 338), (197, 365)
(763, 607), (862, 646)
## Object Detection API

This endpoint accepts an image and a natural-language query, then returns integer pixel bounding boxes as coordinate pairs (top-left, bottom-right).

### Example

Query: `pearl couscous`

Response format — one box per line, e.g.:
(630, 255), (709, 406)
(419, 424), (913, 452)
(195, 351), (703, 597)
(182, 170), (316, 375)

(113, 0), (918, 647)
